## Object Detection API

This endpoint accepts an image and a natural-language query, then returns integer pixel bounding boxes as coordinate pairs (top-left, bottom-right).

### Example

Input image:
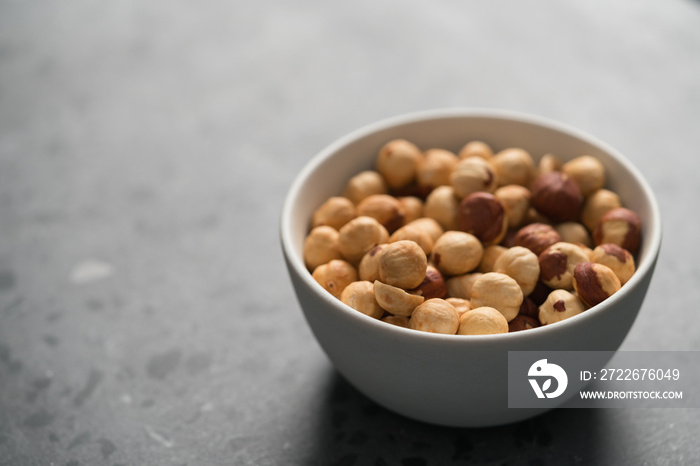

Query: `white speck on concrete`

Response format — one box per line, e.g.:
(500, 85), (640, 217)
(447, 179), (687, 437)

(70, 260), (115, 284)
(145, 425), (174, 448)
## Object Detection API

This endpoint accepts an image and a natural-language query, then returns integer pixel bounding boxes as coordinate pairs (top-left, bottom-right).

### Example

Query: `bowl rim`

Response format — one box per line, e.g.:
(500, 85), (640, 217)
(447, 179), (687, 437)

(280, 107), (662, 343)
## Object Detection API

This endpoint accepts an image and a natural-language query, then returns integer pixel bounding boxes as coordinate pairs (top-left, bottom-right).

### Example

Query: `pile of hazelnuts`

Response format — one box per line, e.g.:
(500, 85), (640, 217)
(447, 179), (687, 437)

(304, 138), (641, 335)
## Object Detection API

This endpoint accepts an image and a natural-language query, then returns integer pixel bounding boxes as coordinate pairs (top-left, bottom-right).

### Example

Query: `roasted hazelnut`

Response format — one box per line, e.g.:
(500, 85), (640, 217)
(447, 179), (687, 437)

(376, 139), (424, 189)
(456, 192), (508, 246)
(389, 224), (433, 255)
(470, 272), (523, 322)
(304, 225), (343, 270)
(494, 246), (540, 296)
(581, 189), (621, 232)
(417, 148), (459, 190)
(478, 245), (507, 273)
(446, 273), (483, 300)
(555, 222), (592, 247)
(508, 314), (541, 332)
(356, 194), (405, 234)
(538, 242), (590, 290)
(358, 244), (387, 282)
(446, 297), (471, 317)
(424, 185), (459, 231)
(378, 240), (428, 289)
(312, 196), (356, 230)
(539, 289), (586, 325)
(341, 281), (384, 319)
(381, 315), (409, 328)
(492, 148), (536, 187)
(572, 262), (622, 307)
(406, 217), (444, 243)
(529, 280), (555, 306)
(590, 243), (636, 285)
(524, 206), (553, 225)
(409, 265), (447, 300)
(518, 297), (540, 319)
(457, 306), (509, 335)
(398, 196), (423, 225)
(514, 223), (562, 256)
(450, 157), (498, 198)
(538, 153), (562, 175)
(409, 298), (460, 334)
(530, 171), (583, 222)
(458, 140), (493, 160)
(562, 155), (606, 196)
(374, 280), (424, 316)
(431, 231), (483, 276)
(593, 207), (642, 255)
(343, 170), (388, 205)
(338, 216), (389, 264)
(500, 229), (518, 248)
(312, 259), (358, 299)
(494, 185), (531, 229)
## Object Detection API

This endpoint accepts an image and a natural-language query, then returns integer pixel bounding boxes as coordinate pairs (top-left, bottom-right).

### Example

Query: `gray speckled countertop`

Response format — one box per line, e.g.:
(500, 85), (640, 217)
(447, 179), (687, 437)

(1, 1), (699, 465)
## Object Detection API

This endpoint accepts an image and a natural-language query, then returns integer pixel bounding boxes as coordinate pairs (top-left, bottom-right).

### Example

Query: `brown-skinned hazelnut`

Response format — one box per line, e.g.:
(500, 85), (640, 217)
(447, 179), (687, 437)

(494, 246), (540, 296)
(494, 184), (531, 229)
(457, 192), (508, 246)
(417, 148), (459, 190)
(530, 171), (583, 222)
(378, 240), (428, 290)
(304, 225), (343, 271)
(492, 148), (536, 187)
(409, 298), (460, 334)
(514, 223), (562, 256)
(341, 281), (384, 319)
(593, 207), (642, 255)
(356, 194), (405, 234)
(581, 189), (621, 232)
(508, 314), (541, 332)
(590, 243), (636, 285)
(538, 242), (590, 290)
(431, 231), (483, 276)
(312, 259), (358, 299)
(376, 139), (424, 189)
(312, 196), (356, 230)
(457, 306), (509, 335)
(470, 272), (523, 322)
(572, 262), (621, 307)
(539, 289), (586, 324)
(424, 185), (459, 231)
(408, 265), (448, 300)
(343, 170), (388, 205)
(518, 297), (540, 319)
(458, 140), (493, 160)
(450, 157), (498, 198)
(374, 280), (424, 316)
(338, 216), (389, 264)
(562, 155), (606, 196)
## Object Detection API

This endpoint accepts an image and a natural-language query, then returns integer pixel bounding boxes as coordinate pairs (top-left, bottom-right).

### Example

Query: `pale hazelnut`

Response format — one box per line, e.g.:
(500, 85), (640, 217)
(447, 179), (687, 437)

(555, 222), (592, 247)
(538, 242), (590, 290)
(538, 153), (562, 175)
(340, 281), (384, 319)
(458, 140), (493, 160)
(312, 259), (358, 299)
(581, 189), (621, 232)
(431, 231), (483, 276)
(524, 206), (553, 226)
(456, 192), (508, 246)
(376, 139), (424, 189)
(470, 272), (523, 322)
(508, 315), (541, 332)
(303, 225), (343, 270)
(378, 240), (428, 289)
(312, 196), (356, 230)
(398, 196), (423, 225)
(358, 244), (387, 282)
(408, 265), (447, 300)
(423, 185), (459, 231)
(562, 155), (606, 196)
(514, 223), (562, 256)
(343, 170), (388, 205)
(492, 148), (536, 187)
(478, 245), (507, 273)
(590, 243), (636, 285)
(374, 280), (424, 316)
(446, 272), (483, 300)
(338, 216), (389, 264)
(530, 171), (583, 222)
(406, 217), (444, 243)
(381, 315), (409, 328)
(494, 246), (540, 296)
(446, 297), (471, 317)
(593, 207), (642, 255)
(494, 185), (531, 229)
(417, 148), (459, 190)
(457, 306), (508, 335)
(539, 289), (586, 325)
(409, 298), (460, 334)
(389, 224), (433, 255)
(450, 157), (498, 198)
(356, 194), (405, 234)
(572, 262), (621, 307)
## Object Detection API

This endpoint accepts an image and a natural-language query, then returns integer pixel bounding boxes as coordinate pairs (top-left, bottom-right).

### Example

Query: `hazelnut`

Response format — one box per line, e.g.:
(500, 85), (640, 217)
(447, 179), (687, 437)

(381, 315), (409, 328)
(378, 240), (428, 289)
(500, 229), (518, 248)
(554, 222), (592, 247)
(376, 139), (424, 189)
(492, 148), (536, 187)
(374, 280), (424, 316)
(529, 280), (555, 306)
(423, 185), (459, 231)
(338, 216), (389, 264)
(446, 273), (483, 300)
(446, 297), (471, 317)
(530, 171), (583, 222)
(478, 245), (507, 273)
(389, 224), (433, 255)
(398, 196), (423, 225)
(538, 153), (562, 175)
(581, 189), (621, 232)
(312, 259), (358, 299)
(431, 231), (483, 276)
(572, 262), (622, 307)
(312, 196), (356, 230)
(593, 207), (642, 255)
(409, 298), (460, 334)
(457, 306), (509, 335)
(538, 242), (590, 290)
(562, 155), (606, 196)
(514, 223), (562, 256)
(524, 206), (553, 226)
(539, 289), (586, 325)
(341, 281), (384, 319)
(456, 192), (508, 246)
(494, 246), (540, 296)
(405, 217), (444, 243)
(508, 315), (541, 332)
(494, 185), (531, 229)
(343, 170), (388, 205)
(417, 148), (459, 190)
(518, 297), (540, 319)
(458, 140), (493, 160)
(408, 265), (448, 300)
(303, 225), (343, 270)
(450, 157), (498, 198)
(356, 194), (405, 234)
(358, 244), (387, 282)
(470, 272), (523, 322)
(590, 243), (636, 285)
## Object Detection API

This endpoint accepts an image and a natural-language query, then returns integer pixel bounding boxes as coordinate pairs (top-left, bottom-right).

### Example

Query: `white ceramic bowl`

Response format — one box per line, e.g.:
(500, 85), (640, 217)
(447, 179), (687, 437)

(280, 108), (661, 427)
